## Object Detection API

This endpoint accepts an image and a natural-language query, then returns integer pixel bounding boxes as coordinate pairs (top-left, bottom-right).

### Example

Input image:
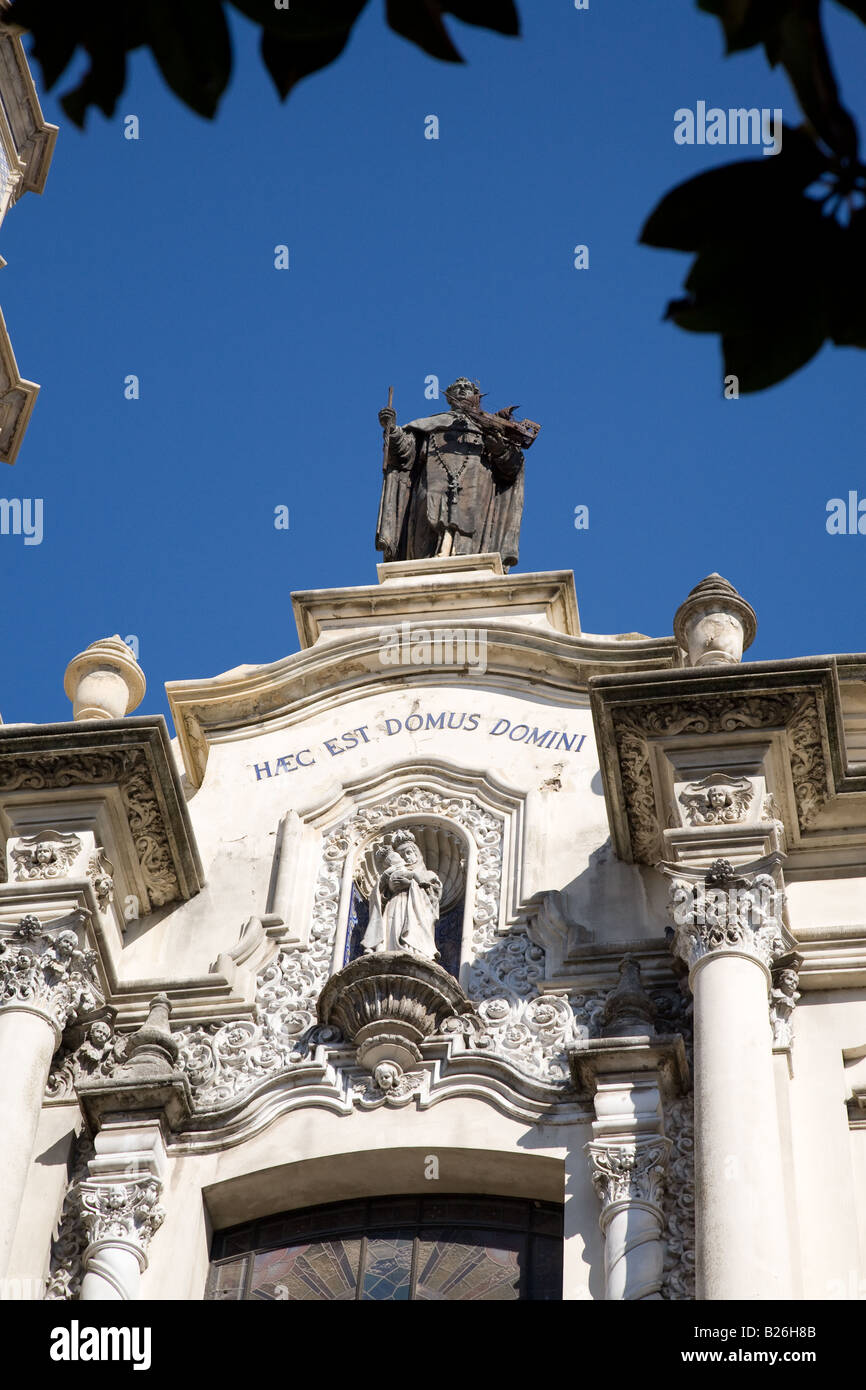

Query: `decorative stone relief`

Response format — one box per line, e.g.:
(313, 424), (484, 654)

(587, 1139), (669, 1210)
(45, 1131), (95, 1301)
(666, 858), (786, 974)
(176, 787), (613, 1107)
(661, 1094), (696, 1301)
(87, 848), (115, 912)
(11, 829), (82, 880)
(352, 1061), (425, 1108)
(0, 914), (103, 1034)
(770, 958), (801, 1049)
(0, 750), (179, 906)
(786, 696), (827, 828)
(679, 774), (754, 826)
(79, 1177), (165, 1253)
(613, 692), (829, 862)
(46, 1018), (127, 1102)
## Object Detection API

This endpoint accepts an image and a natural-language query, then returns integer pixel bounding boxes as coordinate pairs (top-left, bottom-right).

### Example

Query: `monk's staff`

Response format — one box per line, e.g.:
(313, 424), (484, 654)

(382, 385), (393, 474)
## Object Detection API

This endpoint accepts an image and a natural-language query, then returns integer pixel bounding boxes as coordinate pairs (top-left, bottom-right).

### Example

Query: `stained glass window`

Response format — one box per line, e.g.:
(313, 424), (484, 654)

(207, 1196), (562, 1301)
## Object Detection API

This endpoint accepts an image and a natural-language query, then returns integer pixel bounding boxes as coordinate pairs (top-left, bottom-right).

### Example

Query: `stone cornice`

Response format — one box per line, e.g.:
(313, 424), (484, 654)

(590, 657), (866, 867)
(0, 716), (204, 907)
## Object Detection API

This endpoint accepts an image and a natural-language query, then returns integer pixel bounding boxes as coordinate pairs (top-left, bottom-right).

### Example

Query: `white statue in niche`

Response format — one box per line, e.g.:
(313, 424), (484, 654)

(361, 829), (442, 962)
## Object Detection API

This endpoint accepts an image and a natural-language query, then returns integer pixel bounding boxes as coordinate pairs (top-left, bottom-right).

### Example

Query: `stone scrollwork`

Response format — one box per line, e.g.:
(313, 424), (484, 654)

(786, 695), (827, 829)
(0, 915), (103, 1035)
(661, 1095), (696, 1301)
(45, 1131), (95, 1301)
(0, 750), (179, 907)
(613, 692), (830, 861)
(174, 787), (617, 1109)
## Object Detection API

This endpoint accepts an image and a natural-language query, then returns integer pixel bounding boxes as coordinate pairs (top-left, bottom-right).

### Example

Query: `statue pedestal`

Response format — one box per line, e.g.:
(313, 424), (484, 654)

(317, 951), (475, 1071)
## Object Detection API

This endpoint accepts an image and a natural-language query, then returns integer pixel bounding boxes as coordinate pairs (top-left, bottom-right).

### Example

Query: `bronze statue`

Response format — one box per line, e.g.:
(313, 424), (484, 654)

(375, 377), (539, 571)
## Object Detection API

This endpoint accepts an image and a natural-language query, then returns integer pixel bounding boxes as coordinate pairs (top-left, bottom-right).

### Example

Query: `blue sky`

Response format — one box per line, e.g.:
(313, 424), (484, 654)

(1, 1), (864, 726)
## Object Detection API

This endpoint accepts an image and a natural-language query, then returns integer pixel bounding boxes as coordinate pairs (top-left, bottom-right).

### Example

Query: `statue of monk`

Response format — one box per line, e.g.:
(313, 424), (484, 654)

(375, 377), (533, 571)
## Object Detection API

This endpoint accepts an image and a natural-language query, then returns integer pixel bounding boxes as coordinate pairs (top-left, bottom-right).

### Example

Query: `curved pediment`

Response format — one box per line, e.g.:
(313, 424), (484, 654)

(167, 557), (680, 786)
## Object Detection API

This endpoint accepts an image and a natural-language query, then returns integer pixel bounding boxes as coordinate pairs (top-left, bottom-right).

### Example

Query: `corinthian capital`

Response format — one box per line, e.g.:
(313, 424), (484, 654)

(663, 855), (786, 974)
(80, 1178), (165, 1254)
(0, 915), (103, 1037)
(586, 1139), (670, 1214)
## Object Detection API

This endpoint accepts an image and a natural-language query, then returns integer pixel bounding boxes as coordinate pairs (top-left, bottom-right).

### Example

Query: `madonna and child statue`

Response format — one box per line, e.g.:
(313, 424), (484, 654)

(375, 376), (540, 572)
(361, 830), (443, 963)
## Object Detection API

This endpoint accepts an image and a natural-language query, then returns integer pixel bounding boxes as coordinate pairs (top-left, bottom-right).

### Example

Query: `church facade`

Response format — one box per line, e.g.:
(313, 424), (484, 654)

(1, 553), (865, 1302)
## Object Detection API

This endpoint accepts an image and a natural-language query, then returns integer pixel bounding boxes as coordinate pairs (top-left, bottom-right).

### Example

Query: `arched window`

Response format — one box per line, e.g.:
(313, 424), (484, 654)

(206, 1195), (562, 1301)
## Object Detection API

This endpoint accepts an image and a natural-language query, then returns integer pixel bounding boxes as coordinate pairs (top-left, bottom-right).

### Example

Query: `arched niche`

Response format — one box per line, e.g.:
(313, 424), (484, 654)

(338, 815), (474, 981)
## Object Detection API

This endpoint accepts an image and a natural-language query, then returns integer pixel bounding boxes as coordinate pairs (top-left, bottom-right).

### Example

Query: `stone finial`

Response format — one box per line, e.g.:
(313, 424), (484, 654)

(63, 635), (145, 721)
(600, 956), (657, 1038)
(673, 574), (757, 668)
(121, 993), (178, 1076)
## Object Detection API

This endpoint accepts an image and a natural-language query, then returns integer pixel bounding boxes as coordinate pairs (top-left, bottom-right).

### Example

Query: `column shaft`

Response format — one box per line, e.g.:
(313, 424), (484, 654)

(693, 952), (791, 1299)
(80, 1243), (144, 1301)
(0, 1008), (57, 1278)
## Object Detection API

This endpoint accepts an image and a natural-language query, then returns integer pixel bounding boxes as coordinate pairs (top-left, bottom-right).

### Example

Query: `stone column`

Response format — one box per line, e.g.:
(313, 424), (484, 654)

(0, 913), (101, 1278)
(587, 1137), (670, 1300)
(666, 856), (792, 1299)
(570, 956), (688, 1302)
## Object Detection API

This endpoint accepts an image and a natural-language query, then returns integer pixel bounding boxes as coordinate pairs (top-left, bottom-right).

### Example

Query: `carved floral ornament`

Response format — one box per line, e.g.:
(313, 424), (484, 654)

(612, 692), (829, 863)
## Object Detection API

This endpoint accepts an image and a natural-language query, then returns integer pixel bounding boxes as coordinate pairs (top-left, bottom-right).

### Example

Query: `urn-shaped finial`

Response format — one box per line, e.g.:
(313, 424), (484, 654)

(600, 955), (657, 1038)
(673, 574), (757, 667)
(63, 635), (146, 721)
(122, 993), (178, 1076)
